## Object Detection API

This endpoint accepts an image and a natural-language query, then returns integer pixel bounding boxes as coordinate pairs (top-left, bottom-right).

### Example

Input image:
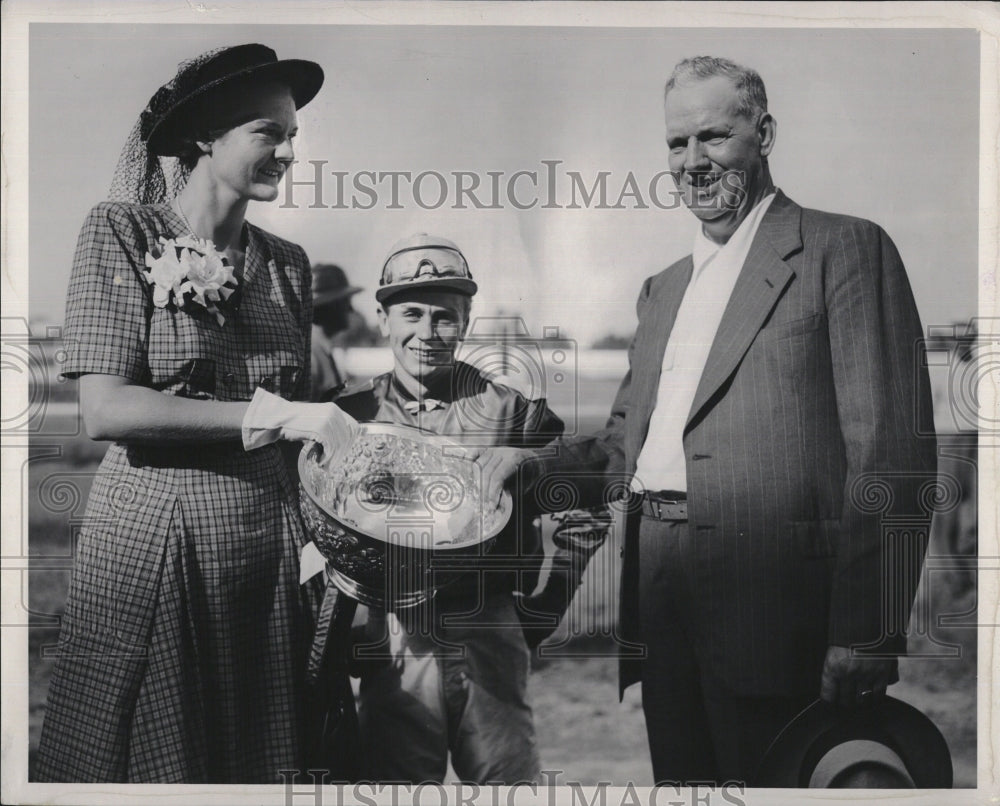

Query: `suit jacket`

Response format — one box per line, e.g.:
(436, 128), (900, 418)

(535, 191), (938, 698)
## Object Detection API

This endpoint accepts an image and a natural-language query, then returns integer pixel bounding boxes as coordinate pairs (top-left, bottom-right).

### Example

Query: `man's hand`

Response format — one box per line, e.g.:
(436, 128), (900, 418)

(820, 645), (898, 709)
(463, 446), (537, 506)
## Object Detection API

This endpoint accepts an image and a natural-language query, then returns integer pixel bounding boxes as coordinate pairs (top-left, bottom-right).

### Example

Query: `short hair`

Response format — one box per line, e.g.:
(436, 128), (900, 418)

(175, 132), (217, 170)
(664, 56), (768, 121)
(454, 293), (473, 327)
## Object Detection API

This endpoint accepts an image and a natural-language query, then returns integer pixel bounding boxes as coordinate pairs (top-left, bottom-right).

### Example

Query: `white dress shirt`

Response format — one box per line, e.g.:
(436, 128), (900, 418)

(632, 192), (776, 494)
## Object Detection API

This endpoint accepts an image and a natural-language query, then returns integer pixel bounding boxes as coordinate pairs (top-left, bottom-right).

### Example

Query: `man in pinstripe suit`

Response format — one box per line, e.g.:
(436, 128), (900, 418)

(472, 56), (937, 784)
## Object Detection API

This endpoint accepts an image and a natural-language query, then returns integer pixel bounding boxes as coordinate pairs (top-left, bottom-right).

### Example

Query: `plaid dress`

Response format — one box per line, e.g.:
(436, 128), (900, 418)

(35, 201), (319, 783)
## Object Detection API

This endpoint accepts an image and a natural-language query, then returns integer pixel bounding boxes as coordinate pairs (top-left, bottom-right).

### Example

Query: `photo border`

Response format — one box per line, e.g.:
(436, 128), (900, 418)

(2, 2), (997, 804)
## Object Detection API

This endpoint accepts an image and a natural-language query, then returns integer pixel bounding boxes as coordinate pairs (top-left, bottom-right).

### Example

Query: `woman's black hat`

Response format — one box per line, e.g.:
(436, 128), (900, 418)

(143, 43), (324, 157)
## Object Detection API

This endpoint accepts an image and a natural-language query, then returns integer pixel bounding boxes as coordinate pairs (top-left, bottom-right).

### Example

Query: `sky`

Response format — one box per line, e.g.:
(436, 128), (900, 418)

(28, 24), (980, 346)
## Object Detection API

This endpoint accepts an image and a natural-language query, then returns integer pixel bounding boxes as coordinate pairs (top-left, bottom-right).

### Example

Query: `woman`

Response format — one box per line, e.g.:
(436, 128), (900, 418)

(34, 44), (355, 783)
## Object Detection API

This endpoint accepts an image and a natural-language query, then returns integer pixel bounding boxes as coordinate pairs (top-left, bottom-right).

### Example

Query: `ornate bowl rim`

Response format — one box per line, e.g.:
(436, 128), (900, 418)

(297, 421), (514, 550)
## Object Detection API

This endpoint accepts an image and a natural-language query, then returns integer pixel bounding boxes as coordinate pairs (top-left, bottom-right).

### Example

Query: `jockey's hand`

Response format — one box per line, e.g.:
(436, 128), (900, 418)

(462, 445), (537, 506)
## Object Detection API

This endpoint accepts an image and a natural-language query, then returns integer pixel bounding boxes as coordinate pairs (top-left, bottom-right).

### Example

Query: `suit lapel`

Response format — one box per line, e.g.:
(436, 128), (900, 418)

(686, 192), (803, 428)
(630, 258), (693, 454)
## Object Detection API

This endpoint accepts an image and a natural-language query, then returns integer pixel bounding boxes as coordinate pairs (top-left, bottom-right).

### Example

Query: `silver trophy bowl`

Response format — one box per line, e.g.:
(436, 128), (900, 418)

(298, 422), (513, 609)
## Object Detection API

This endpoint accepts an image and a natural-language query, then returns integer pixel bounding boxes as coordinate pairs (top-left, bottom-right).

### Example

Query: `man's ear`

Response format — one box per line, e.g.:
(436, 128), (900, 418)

(459, 300), (472, 340)
(194, 138), (214, 157)
(758, 113), (777, 158)
(376, 305), (390, 338)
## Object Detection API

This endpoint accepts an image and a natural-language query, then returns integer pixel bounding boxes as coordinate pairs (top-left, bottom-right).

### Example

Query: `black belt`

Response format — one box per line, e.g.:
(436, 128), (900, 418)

(640, 491), (688, 521)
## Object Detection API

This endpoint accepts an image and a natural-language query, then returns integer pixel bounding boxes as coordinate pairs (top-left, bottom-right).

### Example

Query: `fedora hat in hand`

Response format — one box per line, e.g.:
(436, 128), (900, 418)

(144, 43), (324, 157)
(754, 696), (952, 788)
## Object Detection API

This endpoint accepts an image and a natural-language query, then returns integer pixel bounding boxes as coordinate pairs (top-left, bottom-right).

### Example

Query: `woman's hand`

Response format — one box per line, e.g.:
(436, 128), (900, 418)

(242, 387), (359, 462)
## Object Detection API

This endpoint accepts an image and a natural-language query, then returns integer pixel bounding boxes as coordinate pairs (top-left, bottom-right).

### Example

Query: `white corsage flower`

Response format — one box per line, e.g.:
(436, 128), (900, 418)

(144, 240), (185, 308)
(144, 236), (238, 325)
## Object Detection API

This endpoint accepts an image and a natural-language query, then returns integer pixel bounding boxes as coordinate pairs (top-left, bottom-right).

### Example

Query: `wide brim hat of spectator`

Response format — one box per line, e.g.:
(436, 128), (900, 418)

(313, 263), (363, 308)
(143, 43), (324, 157)
(376, 233), (478, 303)
(754, 696), (952, 788)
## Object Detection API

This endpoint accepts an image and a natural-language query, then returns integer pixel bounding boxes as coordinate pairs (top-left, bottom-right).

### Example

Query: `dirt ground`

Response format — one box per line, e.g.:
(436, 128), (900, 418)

(529, 652), (652, 785)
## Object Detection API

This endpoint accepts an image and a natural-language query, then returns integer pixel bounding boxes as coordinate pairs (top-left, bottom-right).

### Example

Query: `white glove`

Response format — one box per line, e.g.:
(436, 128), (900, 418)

(242, 387), (359, 462)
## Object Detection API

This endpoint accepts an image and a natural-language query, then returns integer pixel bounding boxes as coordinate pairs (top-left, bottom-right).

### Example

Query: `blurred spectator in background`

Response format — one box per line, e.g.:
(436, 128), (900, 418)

(311, 263), (362, 401)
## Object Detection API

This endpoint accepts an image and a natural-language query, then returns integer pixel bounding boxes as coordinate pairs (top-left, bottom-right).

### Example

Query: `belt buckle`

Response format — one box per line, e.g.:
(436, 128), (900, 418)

(647, 493), (685, 521)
